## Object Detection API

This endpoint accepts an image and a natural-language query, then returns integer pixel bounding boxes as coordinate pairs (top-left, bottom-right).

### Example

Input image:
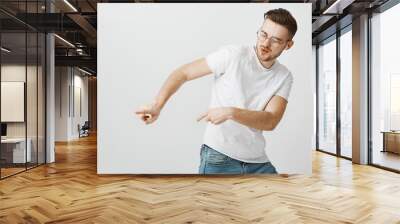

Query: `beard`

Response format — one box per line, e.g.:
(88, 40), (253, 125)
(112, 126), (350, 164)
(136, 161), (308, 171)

(256, 44), (283, 62)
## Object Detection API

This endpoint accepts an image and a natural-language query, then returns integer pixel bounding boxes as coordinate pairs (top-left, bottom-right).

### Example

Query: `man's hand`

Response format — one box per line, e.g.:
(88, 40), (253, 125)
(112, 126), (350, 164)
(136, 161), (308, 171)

(135, 102), (161, 125)
(197, 107), (236, 125)
(134, 58), (213, 126)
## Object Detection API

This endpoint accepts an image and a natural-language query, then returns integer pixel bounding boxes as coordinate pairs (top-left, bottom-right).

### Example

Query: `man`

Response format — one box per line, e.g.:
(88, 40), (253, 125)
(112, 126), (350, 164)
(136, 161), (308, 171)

(135, 8), (297, 174)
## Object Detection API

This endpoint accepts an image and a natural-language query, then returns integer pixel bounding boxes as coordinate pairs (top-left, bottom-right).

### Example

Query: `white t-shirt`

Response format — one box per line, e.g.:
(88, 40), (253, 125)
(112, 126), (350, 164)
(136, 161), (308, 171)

(203, 44), (293, 163)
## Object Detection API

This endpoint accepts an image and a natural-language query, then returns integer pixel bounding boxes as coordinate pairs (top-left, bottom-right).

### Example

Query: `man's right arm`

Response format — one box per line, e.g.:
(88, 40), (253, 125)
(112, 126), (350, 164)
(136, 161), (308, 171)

(153, 58), (212, 110)
(135, 58), (212, 124)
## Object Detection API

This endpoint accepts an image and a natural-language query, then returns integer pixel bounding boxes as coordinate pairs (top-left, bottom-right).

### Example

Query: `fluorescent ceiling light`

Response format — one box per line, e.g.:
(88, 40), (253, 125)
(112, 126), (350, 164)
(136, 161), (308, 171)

(323, 0), (354, 14)
(1, 47), (11, 53)
(54, 34), (75, 48)
(63, 0), (78, 12)
(78, 67), (93, 76)
(323, 0), (341, 14)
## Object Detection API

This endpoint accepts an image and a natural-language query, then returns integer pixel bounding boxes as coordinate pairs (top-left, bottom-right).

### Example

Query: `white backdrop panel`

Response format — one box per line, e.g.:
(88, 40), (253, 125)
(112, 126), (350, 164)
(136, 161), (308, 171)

(98, 3), (313, 174)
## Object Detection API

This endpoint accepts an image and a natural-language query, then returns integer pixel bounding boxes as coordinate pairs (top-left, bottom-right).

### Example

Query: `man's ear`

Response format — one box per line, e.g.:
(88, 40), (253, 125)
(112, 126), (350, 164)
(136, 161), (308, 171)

(285, 40), (294, 50)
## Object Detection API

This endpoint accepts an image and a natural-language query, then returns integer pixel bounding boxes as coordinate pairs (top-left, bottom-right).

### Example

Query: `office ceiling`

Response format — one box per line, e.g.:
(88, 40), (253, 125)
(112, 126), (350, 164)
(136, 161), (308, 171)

(0, 0), (392, 75)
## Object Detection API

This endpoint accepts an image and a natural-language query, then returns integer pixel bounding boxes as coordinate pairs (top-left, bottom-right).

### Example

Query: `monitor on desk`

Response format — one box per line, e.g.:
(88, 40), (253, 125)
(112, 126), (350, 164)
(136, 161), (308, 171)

(1, 123), (7, 138)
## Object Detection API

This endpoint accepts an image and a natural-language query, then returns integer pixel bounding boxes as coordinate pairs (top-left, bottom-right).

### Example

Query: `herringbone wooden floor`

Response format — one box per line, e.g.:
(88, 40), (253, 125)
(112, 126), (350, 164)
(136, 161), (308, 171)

(1, 134), (400, 224)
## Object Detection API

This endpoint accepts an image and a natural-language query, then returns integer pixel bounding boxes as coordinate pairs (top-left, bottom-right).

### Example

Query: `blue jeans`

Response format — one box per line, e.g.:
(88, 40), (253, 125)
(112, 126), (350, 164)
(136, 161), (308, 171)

(198, 144), (278, 174)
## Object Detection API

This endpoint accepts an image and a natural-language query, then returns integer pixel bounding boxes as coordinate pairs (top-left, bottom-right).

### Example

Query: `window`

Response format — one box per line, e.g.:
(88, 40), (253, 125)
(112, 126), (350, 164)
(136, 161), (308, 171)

(371, 2), (400, 171)
(339, 28), (352, 158)
(390, 74), (400, 131)
(318, 36), (337, 154)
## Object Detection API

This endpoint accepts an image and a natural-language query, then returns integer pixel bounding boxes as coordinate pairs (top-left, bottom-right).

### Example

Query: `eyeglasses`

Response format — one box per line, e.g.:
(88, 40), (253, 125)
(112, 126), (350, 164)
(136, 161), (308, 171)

(256, 30), (287, 46)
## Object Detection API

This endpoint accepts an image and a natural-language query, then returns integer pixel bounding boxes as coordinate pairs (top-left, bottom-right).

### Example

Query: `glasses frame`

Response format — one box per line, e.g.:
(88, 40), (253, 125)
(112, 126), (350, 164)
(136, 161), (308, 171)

(256, 30), (289, 46)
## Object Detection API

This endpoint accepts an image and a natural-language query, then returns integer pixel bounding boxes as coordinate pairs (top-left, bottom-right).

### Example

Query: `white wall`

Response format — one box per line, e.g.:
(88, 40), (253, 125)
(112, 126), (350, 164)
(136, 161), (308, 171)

(55, 67), (89, 141)
(1, 65), (39, 138)
(55, 67), (69, 141)
(72, 72), (89, 138)
(98, 3), (313, 174)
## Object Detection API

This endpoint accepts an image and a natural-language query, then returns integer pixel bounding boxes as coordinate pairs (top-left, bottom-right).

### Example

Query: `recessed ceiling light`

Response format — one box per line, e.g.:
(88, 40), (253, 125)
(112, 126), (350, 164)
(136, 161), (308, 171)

(323, 0), (354, 15)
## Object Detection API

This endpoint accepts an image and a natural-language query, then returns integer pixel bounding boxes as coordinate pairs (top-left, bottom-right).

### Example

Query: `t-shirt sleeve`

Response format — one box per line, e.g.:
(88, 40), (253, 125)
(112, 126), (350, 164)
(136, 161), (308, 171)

(205, 45), (237, 78)
(275, 73), (294, 101)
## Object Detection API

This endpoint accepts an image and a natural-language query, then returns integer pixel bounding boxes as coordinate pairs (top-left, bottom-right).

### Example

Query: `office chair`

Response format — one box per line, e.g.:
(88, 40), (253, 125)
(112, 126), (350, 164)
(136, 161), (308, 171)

(79, 121), (90, 138)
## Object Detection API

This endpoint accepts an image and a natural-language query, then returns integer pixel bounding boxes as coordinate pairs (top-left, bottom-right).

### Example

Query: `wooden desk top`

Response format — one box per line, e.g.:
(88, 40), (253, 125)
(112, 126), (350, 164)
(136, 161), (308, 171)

(380, 131), (400, 134)
(1, 138), (29, 144)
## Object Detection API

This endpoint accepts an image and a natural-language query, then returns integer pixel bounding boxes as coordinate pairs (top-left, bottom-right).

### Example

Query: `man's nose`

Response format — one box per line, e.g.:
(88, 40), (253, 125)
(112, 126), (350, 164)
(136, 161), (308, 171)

(261, 37), (272, 47)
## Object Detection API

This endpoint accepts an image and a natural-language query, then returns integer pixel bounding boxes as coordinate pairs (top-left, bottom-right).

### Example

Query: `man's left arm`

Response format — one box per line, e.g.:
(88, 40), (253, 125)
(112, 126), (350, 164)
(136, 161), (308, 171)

(230, 95), (288, 131)
(197, 95), (288, 131)
(230, 74), (293, 131)
(197, 74), (292, 130)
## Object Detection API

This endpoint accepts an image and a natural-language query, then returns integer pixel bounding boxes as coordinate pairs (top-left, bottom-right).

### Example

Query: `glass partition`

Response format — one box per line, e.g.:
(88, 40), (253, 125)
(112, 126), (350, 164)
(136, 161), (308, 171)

(0, 1), (46, 179)
(1, 31), (28, 177)
(27, 31), (38, 169)
(38, 32), (45, 165)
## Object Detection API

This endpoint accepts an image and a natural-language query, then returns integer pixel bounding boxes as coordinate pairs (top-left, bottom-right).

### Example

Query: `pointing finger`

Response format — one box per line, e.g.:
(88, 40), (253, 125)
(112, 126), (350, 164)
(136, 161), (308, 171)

(135, 109), (150, 115)
(197, 112), (208, 122)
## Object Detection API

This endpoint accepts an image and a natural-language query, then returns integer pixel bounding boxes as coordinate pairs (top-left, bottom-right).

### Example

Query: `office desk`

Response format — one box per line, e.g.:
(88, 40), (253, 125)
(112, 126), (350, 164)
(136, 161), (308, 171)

(381, 131), (400, 154)
(1, 138), (32, 163)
